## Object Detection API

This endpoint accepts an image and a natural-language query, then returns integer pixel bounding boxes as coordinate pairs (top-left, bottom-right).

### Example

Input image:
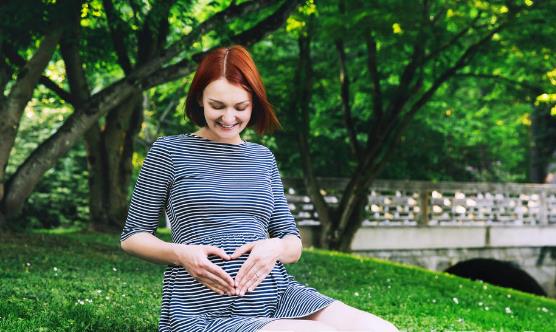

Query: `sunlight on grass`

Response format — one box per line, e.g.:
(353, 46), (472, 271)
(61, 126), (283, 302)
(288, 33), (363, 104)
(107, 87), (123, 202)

(1, 229), (555, 331)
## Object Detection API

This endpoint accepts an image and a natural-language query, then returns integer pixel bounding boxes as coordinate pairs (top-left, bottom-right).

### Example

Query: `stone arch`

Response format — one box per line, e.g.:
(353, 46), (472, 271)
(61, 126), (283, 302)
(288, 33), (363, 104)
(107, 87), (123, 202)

(444, 258), (546, 296)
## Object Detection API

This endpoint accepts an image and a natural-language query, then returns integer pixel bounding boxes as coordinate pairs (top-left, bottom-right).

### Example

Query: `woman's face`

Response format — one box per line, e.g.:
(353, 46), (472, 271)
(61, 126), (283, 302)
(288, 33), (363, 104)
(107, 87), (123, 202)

(199, 78), (253, 142)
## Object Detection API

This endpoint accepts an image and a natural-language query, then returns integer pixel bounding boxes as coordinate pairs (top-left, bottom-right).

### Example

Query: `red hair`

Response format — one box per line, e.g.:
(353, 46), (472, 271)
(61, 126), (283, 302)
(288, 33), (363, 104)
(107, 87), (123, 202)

(184, 44), (281, 136)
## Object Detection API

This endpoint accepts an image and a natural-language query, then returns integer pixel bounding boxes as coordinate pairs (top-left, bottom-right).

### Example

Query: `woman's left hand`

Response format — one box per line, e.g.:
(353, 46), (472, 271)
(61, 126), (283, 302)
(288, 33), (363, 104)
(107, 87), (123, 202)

(230, 238), (284, 296)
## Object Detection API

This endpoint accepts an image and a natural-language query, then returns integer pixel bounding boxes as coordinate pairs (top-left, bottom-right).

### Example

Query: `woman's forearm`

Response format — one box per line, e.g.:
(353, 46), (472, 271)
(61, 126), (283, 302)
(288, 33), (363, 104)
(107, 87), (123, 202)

(120, 232), (179, 266)
(121, 232), (302, 266)
(276, 234), (303, 264)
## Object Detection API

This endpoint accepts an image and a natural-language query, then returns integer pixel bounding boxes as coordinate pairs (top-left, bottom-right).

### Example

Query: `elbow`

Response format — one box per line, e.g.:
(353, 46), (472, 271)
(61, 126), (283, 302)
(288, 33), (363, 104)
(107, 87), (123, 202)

(294, 238), (303, 263)
(120, 239), (129, 252)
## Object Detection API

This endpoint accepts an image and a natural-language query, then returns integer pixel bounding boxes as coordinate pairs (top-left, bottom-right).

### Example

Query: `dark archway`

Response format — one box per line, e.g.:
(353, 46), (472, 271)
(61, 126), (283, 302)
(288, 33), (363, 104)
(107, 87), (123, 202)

(445, 258), (546, 296)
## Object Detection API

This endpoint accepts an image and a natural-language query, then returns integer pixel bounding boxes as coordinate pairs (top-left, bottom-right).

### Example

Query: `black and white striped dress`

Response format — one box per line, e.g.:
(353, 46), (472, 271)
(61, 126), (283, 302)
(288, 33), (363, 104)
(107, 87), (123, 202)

(120, 133), (337, 332)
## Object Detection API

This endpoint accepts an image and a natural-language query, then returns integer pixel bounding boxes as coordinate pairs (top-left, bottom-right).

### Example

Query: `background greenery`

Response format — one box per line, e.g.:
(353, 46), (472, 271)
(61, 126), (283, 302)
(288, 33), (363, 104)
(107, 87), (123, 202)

(6, 0), (555, 228)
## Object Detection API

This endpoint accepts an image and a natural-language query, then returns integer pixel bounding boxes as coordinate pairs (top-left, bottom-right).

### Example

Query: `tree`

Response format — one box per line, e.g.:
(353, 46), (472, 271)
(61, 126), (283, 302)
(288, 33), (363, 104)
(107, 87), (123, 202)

(285, 0), (555, 250)
(0, 0), (304, 229)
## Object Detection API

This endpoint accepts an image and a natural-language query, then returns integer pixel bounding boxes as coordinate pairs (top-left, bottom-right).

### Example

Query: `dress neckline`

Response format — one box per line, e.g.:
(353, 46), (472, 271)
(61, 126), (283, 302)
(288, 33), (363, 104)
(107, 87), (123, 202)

(184, 132), (248, 147)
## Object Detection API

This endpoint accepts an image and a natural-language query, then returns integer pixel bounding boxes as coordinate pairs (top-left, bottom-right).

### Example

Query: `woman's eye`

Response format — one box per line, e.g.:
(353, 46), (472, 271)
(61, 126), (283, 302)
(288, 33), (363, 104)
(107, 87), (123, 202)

(211, 105), (246, 111)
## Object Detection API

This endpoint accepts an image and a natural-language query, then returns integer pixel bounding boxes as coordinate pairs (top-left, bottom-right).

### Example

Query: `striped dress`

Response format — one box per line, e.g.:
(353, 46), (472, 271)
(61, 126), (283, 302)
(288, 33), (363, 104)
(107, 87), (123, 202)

(120, 133), (337, 332)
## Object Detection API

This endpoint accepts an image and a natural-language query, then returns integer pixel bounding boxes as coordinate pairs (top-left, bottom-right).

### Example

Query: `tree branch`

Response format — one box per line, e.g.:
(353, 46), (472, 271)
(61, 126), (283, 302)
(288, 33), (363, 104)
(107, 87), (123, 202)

(102, 0), (133, 73)
(137, 0), (176, 65)
(454, 73), (544, 94)
(3, 42), (74, 103)
(128, 0), (279, 86)
(142, 0), (303, 89)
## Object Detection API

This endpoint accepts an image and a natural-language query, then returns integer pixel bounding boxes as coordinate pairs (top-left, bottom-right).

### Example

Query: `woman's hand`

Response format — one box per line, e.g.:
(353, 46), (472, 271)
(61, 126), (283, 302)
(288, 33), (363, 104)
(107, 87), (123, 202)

(172, 243), (236, 296)
(230, 238), (284, 296)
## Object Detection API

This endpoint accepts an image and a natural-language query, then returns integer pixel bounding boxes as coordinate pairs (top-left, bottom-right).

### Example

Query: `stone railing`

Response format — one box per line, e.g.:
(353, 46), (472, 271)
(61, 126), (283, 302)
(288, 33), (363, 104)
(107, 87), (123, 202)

(281, 178), (556, 227)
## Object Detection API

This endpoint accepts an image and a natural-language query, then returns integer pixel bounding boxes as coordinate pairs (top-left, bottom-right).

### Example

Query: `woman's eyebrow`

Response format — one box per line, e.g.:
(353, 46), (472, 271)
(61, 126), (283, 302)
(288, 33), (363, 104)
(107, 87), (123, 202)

(208, 98), (249, 105)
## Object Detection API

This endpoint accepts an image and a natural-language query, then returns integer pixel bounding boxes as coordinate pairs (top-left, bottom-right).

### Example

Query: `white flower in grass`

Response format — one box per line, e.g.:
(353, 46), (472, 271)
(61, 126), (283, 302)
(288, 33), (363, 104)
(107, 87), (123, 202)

(478, 302), (483, 306)
(542, 307), (549, 313)
(112, 267), (118, 271)
(485, 306), (490, 311)
(96, 290), (102, 294)
(432, 299), (436, 303)
(26, 262), (31, 266)
(53, 267), (58, 272)
(452, 297), (459, 304)
(354, 292), (360, 296)
(483, 285), (488, 290)
(76, 299), (85, 305)
(507, 294), (511, 298)
(457, 318), (464, 323)
(505, 307), (512, 314)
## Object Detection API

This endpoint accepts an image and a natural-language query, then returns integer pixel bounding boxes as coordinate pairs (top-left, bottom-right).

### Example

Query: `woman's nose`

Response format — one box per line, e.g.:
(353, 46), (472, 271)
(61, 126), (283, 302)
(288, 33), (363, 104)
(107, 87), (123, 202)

(221, 109), (239, 122)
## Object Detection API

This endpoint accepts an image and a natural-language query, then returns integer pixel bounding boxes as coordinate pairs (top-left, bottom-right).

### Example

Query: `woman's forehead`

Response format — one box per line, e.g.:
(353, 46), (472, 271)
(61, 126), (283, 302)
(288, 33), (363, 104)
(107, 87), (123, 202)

(204, 79), (250, 100)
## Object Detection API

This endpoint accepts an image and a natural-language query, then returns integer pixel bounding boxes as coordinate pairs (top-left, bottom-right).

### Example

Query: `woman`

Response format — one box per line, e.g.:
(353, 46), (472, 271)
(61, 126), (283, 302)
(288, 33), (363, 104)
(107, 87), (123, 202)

(120, 45), (399, 332)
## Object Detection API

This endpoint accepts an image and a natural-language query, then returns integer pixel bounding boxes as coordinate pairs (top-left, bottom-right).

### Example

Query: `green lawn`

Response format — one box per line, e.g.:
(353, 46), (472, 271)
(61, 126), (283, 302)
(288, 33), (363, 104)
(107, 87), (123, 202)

(1, 228), (555, 331)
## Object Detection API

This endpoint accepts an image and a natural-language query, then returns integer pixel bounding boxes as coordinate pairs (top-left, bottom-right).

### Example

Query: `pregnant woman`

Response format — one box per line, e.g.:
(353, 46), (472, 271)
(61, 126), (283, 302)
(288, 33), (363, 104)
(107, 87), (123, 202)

(120, 45), (399, 332)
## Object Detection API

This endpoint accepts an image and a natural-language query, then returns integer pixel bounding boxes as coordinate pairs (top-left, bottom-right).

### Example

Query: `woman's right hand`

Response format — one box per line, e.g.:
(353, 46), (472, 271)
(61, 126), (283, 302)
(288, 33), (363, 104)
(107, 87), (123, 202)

(172, 243), (236, 296)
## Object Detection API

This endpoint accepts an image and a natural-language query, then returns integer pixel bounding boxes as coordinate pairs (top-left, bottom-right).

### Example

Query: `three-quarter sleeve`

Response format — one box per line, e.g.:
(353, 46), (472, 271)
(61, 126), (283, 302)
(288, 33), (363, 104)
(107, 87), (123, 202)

(120, 136), (174, 242)
(267, 151), (302, 240)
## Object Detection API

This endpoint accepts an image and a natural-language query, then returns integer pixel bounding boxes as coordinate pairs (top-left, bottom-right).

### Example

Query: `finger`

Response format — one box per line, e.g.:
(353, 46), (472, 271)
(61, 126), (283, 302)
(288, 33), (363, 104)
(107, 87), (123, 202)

(238, 261), (263, 294)
(203, 265), (235, 291)
(204, 245), (231, 261)
(235, 256), (257, 288)
(203, 279), (227, 295)
(230, 242), (254, 259)
(193, 274), (223, 294)
(241, 268), (268, 296)
(202, 273), (235, 296)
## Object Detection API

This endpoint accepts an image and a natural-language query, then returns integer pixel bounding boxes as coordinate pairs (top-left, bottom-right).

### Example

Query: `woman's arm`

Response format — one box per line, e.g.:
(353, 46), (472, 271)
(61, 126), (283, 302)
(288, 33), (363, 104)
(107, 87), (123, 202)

(275, 234), (302, 264)
(121, 232), (179, 266)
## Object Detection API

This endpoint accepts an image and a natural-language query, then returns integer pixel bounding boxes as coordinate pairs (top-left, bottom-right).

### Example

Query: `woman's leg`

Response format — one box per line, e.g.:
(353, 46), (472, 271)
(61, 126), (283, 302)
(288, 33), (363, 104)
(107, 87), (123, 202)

(257, 318), (338, 331)
(298, 300), (400, 332)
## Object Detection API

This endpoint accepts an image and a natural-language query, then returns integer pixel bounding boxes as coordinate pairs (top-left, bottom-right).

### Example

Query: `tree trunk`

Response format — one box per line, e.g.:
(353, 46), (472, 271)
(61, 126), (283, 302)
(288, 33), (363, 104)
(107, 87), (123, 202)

(87, 90), (143, 231)
(529, 103), (556, 183)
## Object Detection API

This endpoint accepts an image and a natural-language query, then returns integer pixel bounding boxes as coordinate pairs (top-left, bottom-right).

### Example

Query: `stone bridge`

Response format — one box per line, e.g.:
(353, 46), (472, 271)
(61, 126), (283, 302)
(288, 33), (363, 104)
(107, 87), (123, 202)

(283, 178), (556, 298)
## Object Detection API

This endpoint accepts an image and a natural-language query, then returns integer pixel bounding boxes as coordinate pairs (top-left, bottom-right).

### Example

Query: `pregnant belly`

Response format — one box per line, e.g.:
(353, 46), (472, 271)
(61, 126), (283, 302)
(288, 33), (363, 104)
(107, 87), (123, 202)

(168, 246), (290, 317)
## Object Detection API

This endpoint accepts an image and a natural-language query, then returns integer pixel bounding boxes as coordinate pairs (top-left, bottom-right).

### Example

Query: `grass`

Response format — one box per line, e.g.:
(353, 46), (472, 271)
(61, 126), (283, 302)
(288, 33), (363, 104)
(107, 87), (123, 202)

(1, 228), (555, 331)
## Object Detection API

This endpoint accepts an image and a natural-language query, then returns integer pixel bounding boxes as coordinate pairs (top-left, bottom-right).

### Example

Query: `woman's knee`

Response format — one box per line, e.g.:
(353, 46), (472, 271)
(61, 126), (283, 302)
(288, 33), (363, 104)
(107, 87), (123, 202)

(358, 315), (400, 332)
(257, 318), (338, 332)
(306, 300), (399, 332)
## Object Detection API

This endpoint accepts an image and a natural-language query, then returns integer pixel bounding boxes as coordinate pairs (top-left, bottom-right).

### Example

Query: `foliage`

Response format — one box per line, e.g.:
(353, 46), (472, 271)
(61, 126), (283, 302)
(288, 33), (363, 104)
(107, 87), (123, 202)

(3, 0), (555, 228)
(7, 85), (90, 229)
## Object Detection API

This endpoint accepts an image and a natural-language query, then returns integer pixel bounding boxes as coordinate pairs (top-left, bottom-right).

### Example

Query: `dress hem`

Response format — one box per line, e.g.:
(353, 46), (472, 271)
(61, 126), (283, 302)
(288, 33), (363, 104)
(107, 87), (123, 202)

(251, 298), (339, 332)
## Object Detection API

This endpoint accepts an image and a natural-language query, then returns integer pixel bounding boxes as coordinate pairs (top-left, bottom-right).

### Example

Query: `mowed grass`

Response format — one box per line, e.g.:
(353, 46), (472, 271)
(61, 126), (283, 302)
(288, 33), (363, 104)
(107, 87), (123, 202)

(1, 228), (555, 331)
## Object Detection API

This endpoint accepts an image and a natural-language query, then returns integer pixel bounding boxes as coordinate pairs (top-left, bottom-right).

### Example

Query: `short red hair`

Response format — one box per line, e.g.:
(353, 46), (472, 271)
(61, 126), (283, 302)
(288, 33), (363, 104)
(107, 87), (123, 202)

(184, 44), (281, 136)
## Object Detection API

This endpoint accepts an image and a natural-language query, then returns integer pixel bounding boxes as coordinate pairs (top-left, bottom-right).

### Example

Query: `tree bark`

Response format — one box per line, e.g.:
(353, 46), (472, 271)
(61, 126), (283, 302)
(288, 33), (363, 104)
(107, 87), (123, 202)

(0, 27), (62, 227)
(530, 103), (556, 183)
